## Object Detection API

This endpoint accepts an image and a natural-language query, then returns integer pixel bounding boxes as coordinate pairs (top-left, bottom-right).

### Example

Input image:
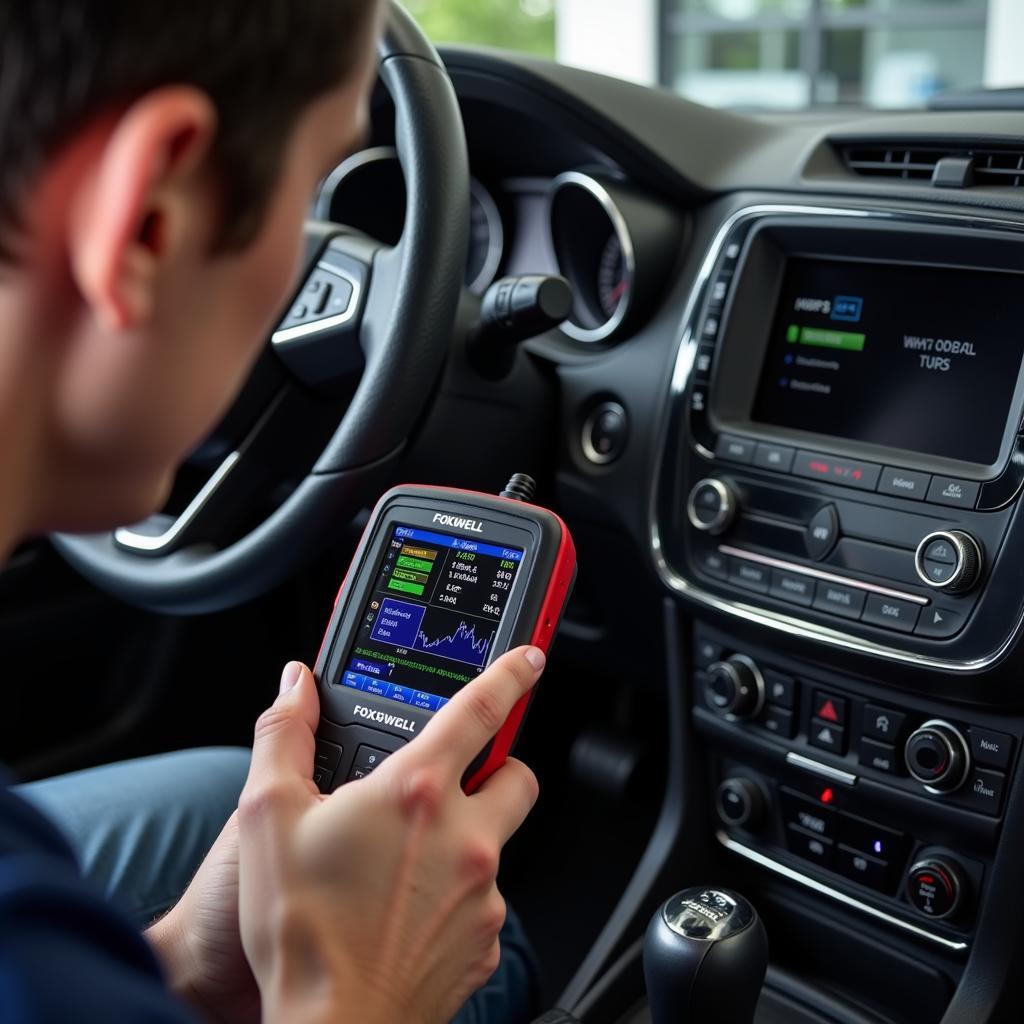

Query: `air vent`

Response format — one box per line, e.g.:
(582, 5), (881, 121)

(838, 143), (1024, 188)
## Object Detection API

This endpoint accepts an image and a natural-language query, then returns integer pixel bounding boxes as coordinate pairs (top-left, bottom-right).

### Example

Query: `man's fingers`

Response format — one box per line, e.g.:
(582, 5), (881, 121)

(469, 758), (539, 845)
(414, 646), (545, 772)
(241, 662), (320, 816)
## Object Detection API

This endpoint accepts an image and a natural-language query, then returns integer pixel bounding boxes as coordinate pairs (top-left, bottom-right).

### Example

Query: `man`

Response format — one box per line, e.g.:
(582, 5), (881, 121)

(0, 2), (543, 1021)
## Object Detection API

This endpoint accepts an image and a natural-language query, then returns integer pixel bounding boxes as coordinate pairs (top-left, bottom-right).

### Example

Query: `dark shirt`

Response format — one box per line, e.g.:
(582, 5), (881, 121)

(0, 777), (193, 1022)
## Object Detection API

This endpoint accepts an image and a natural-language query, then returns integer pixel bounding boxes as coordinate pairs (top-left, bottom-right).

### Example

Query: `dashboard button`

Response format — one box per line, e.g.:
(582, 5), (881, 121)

(954, 767), (1005, 815)
(729, 558), (769, 594)
(926, 476), (980, 509)
(810, 719), (846, 755)
(914, 604), (968, 639)
(695, 638), (724, 669)
(763, 670), (797, 709)
(793, 451), (881, 492)
(862, 594), (920, 633)
(805, 505), (839, 560)
(906, 859), (963, 919)
(787, 825), (834, 868)
(717, 434), (755, 464)
(780, 789), (836, 838)
(812, 692), (847, 725)
(694, 344), (715, 380)
(923, 538), (957, 564)
(838, 814), (906, 862)
(582, 402), (627, 464)
(862, 704), (906, 743)
(708, 275), (730, 308)
(769, 569), (814, 606)
(813, 580), (866, 620)
(859, 737), (902, 775)
(969, 727), (1013, 770)
(836, 844), (891, 892)
(702, 315), (719, 339)
(696, 548), (729, 581)
(754, 442), (795, 473)
(921, 559), (956, 585)
(877, 467), (930, 501)
(760, 706), (796, 738)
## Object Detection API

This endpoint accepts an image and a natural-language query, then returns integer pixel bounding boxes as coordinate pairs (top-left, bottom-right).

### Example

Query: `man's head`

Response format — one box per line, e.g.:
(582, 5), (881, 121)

(0, 0), (380, 537)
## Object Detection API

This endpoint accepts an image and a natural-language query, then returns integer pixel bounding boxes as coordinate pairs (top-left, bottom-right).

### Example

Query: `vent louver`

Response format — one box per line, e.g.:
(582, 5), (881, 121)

(839, 143), (1024, 187)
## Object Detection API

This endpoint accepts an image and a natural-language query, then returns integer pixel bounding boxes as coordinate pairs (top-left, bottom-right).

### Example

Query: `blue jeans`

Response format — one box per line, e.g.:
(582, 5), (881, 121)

(16, 748), (538, 1024)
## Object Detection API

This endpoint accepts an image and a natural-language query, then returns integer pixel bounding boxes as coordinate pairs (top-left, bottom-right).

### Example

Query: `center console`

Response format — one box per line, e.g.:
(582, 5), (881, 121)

(649, 202), (1024, 1020)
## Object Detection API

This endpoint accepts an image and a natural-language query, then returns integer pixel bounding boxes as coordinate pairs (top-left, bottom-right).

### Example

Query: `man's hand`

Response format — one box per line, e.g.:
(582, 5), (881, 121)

(238, 648), (544, 1024)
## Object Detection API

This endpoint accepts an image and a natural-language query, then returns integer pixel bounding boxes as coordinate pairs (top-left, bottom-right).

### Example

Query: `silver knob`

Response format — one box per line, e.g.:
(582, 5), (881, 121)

(914, 531), (983, 593)
(905, 719), (971, 793)
(687, 478), (736, 536)
(704, 655), (765, 720)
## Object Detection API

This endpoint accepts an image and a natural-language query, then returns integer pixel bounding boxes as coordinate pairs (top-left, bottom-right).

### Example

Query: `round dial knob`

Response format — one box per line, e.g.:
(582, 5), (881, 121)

(704, 656), (765, 720)
(716, 777), (765, 830)
(687, 478), (736, 535)
(914, 530), (983, 593)
(906, 858), (965, 920)
(904, 719), (971, 792)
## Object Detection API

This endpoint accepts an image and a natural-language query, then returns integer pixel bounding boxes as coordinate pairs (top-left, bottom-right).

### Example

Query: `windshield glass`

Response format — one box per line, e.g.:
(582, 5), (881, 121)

(411, 0), (1023, 111)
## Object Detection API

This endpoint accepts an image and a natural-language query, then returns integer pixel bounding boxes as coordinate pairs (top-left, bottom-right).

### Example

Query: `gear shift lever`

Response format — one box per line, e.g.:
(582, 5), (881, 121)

(643, 887), (768, 1024)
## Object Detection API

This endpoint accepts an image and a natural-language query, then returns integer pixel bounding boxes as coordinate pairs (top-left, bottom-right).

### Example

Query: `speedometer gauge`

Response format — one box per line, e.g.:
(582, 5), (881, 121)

(597, 234), (629, 320)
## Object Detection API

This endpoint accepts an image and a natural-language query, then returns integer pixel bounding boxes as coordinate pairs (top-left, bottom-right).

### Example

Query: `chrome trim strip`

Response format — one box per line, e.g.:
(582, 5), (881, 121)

(271, 260), (362, 347)
(548, 171), (636, 344)
(650, 202), (1024, 672)
(114, 452), (241, 553)
(785, 752), (858, 786)
(716, 831), (969, 953)
(719, 544), (930, 606)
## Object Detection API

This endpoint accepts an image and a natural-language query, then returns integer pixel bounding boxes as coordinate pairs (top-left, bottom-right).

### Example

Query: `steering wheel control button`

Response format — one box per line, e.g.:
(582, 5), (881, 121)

(763, 670), (797, 709)
(582, 402), (628, 465)
(862, 704), (906, 743)
(780, 789), (836, 839)
(729, 558), (769, 594)
(716, 434), (755, 465)
(786, 825), (834, 868)
(687, 479), (737, 535)
(956, 767), (1006, 816)
(914, 604), (968, 639)
(907, 859), (963, 919)
(968, 727), (1013, 770)
(793, 451), (882, 492)
(348, 745), (392, 781)
(812, 580), (865, 620)
(704, 656), (765, 720)
(877, 467), (930, 501)
(926, 476), (980, 510)
(804, 505), (839, 560)
(716, 778), (764, 829)
(754, 442), (796, 474)
(862, 594), (920, 634)
(858, 737), (902, 776)
(769, 569), (814, 606)
(905, 721), (970, 792)
(914, 531), (983, 593)
(281, 267), (355, 332)
(812, 692), (847, 726)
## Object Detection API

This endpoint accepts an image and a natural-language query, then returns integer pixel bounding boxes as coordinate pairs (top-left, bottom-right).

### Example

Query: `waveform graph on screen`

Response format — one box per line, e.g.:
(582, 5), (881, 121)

(414, 606), (496, 668)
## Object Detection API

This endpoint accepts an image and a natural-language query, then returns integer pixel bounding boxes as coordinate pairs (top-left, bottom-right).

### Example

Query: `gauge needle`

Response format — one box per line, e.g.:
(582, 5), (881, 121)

(608, 280), (627, 305)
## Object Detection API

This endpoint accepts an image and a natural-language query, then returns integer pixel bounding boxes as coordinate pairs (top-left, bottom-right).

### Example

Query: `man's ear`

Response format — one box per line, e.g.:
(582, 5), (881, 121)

(67, 86), (218, 331)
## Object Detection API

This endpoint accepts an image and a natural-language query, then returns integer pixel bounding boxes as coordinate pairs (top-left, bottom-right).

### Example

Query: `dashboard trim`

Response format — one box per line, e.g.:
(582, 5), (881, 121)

(651, 202), (1024, 672)
(716, 831), (970, 954)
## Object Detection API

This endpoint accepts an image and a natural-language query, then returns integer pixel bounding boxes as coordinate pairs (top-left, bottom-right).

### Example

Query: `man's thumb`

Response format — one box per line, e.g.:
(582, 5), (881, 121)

(246, 662), (321, 792)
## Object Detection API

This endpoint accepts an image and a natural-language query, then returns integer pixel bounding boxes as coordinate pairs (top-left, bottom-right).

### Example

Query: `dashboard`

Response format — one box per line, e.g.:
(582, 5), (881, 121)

(325, 46), (1024, 1024)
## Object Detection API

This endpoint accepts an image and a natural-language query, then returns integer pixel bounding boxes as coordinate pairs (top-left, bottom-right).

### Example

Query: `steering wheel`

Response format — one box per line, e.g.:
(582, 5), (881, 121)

(52, 2), (469, 615)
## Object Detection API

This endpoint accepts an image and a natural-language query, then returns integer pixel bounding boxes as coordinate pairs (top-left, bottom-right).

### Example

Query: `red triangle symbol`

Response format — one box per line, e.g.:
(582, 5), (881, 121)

(819, 700), (839, 722)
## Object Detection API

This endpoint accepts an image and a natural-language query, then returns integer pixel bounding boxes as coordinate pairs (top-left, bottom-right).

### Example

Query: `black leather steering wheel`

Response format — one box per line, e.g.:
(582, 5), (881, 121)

(52, 2), (469, 615)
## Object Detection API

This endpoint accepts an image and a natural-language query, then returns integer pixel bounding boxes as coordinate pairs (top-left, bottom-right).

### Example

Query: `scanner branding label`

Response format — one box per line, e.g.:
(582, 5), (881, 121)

(432, 513), (484, 533)
(353, 704), (418, 733)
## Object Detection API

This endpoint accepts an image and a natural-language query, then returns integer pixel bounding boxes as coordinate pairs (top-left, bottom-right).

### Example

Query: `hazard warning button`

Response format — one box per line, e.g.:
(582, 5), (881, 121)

(812, 692), (847, 726)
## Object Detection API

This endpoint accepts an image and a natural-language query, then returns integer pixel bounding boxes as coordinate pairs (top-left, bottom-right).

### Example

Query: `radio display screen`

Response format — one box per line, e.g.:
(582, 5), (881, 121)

(335, 523), (525, 713)
(751, 256), (1024, 465)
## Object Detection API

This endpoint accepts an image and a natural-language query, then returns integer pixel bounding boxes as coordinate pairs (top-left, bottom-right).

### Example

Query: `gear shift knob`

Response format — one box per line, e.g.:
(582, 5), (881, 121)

(643, 887), (768, 1024)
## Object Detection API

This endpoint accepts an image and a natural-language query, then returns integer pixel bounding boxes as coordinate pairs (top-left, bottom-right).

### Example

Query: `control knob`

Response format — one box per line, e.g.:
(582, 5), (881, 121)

(716, 777), (765, 830)
(904, 719), (971, 792)
(906, 857), (965, 920)
(704, 656), (765, 720)
(687, 478), (736, 535)
(914, 530), (983, 593)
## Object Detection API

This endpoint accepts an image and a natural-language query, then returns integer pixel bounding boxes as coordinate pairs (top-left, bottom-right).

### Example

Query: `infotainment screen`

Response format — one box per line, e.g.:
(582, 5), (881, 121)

(336, 523), (525, 712)
(751, 257), (1024, 466)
